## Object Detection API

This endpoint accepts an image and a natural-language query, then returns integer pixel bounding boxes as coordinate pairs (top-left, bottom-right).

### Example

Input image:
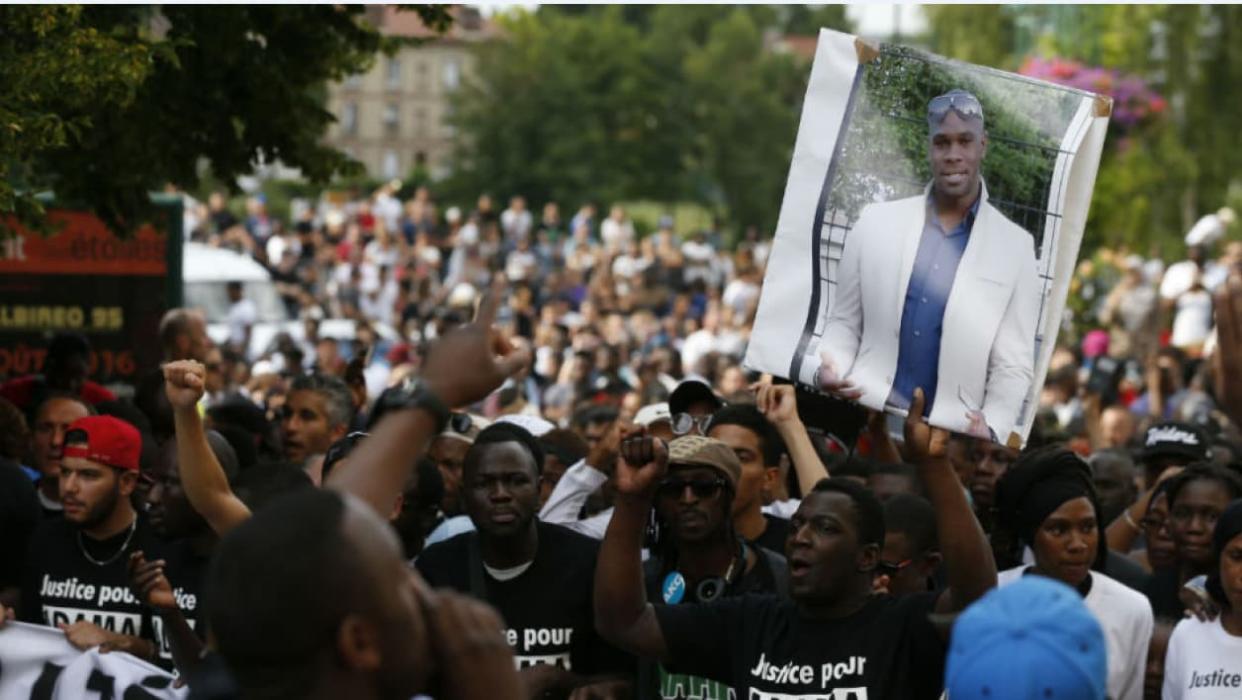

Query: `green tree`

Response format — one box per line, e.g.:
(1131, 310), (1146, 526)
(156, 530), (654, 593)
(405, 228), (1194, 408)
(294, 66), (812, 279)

(1, 4), (451, 237)
(441, 7), (677, 210)
(779, 5), (852, 36)
(923, 6), (1017, 70)
(681, 9), (804, 232)
(446, 5), (829, 237)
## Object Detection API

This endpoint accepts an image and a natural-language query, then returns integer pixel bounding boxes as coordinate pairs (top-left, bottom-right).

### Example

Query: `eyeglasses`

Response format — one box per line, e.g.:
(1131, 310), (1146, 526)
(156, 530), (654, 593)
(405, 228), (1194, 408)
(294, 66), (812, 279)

(657, 477), (727, 500)
(875, 559), (913, 577)
(928, 91), (984, 122)
(671, 413), (712, 436)
(1140, 516), (1168, 533)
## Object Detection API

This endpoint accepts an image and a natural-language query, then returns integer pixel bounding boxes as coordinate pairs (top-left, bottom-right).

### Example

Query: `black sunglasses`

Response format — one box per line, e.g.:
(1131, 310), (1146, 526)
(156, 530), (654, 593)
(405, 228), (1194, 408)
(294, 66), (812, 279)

(657, 477), (727, 500)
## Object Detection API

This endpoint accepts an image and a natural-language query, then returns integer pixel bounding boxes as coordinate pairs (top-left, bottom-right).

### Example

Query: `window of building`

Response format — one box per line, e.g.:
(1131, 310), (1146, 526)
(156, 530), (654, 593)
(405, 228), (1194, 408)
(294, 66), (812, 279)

(414, 151), (427, 167)
(382, 150), (400, 179)
(342, 102), (359, 136)
(383, 103), (400, 135)
(344, 73), (362, 89)
(415, 109), (427, 137)
(442, 57), (460, 91)
(386, 58), (401, 89)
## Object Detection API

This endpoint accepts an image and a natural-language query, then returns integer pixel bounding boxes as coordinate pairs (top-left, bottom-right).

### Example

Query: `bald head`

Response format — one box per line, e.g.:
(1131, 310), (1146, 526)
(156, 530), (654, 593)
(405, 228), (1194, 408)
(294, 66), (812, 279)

(1099, 406), (1137, 449)
(160, 308), (211, 362)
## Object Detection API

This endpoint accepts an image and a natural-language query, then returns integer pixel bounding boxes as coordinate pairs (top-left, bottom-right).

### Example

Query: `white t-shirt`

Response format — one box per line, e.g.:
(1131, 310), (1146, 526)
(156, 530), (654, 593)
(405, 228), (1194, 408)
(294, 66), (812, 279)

(1171, 289), (1213, 349)
(998, 567), (1153, 700)
(227, 298), (258, 347)
(1163, 616), (1242, 699)
(1160, 260), (1199, 301)
(600, 218), (634, 250)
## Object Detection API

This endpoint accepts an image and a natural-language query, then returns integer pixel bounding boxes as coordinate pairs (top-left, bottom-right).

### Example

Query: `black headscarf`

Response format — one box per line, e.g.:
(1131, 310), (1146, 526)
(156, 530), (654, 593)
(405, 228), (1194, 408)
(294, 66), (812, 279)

(1207, 499), (1242, 609)
(995, 445), (1107, 572)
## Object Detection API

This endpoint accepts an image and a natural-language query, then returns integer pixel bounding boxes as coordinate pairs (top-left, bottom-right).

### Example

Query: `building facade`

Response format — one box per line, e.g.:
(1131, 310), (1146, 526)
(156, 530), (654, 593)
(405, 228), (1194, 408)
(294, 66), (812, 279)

(324, 6), (495, 181)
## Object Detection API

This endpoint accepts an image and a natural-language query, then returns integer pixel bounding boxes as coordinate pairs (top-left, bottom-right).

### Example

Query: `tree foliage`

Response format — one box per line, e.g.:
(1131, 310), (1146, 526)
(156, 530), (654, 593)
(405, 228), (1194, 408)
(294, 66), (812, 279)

(925, 5), (1242, 255)
(444, 5), (852, 238)
(0, 4), (451, 237)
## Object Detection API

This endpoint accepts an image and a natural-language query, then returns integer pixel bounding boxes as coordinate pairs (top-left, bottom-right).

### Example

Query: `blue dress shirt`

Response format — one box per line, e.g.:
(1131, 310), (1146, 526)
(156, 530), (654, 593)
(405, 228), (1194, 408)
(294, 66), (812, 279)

(888, 195), (981, 416)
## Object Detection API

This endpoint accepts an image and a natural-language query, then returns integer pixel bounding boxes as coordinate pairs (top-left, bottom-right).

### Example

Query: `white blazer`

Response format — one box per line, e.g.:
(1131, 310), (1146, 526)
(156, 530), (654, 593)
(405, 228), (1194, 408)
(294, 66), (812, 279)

(806, 182), (1039, 444)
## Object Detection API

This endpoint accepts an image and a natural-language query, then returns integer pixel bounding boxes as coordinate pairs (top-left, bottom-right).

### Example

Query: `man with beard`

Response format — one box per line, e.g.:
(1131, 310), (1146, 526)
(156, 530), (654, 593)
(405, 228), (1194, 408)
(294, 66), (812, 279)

(416, 423), (633, 698)
(18, 415), (163, 661)
(596, 389), (996, 699)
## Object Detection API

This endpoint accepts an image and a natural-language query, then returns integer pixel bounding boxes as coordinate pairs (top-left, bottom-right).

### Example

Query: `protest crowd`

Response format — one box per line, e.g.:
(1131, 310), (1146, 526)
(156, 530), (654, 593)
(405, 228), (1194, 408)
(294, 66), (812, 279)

(1, 180), (1241, 700)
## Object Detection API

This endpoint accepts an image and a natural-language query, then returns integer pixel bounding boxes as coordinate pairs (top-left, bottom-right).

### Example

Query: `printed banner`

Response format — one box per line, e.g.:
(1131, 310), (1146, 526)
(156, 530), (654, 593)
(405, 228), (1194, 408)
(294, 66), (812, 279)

(744, 29), (1110, 447)
(0, 205), (181, 390)
(0, 621), (186, 699)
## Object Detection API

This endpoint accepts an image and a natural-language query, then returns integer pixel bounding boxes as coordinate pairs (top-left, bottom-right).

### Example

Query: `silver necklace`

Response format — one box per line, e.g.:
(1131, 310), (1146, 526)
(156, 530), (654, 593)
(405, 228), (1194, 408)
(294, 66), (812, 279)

(77, 516), (137, 567)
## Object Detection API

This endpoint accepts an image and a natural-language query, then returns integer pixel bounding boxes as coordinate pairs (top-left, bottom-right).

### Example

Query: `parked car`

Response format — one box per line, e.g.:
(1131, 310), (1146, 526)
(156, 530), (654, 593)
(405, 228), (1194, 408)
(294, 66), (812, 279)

(183, 242), (395, 361)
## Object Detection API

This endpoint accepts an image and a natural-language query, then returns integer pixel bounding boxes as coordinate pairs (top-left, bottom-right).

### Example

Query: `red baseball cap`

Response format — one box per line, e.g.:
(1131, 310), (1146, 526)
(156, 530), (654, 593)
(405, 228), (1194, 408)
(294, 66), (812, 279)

(62, 415), (142, 472)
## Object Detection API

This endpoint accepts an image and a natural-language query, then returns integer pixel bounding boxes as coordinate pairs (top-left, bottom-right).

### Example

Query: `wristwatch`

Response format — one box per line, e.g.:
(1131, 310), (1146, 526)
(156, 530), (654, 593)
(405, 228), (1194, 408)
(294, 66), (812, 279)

(368, 379), (451, 434)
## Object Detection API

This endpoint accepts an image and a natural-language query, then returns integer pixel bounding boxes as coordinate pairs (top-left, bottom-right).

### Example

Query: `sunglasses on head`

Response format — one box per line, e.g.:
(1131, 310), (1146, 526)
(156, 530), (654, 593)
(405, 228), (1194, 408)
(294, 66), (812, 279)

(657, 477), (727, 500)
(671, 413), (712, 436)
(928, 92), (983, 121)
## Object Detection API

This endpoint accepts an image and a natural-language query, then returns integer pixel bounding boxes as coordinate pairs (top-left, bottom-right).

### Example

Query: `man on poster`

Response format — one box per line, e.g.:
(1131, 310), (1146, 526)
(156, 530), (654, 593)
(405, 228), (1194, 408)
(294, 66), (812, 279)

(809, 89), (1039, 444)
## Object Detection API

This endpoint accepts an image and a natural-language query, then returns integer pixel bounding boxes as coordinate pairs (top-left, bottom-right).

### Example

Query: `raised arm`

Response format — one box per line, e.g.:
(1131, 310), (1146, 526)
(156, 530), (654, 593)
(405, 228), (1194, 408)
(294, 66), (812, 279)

(1106, 465), (1182, 554)
(165, 361), (252, 535)
(594, 428), (669, 661)
(904, 388), (996, 614)
(128, 551), (205, 679)
(539, 421), (619, 524)
(1214, 270), (1242, 429)
(326, 278), (530, 516)
(754, 382), (829, 495)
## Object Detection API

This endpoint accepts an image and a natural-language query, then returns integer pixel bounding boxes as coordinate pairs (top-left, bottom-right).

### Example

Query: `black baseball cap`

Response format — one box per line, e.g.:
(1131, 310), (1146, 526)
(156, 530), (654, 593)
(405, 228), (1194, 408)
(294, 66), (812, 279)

(1140, 422), (1209, 464)
(669, 378), (724, 417)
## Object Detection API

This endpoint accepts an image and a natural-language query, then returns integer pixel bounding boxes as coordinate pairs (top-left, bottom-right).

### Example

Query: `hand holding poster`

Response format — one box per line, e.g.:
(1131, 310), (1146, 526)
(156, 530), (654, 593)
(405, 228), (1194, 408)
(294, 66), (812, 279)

(745, 29), (1111, 447)
(0, 621), (186, 699)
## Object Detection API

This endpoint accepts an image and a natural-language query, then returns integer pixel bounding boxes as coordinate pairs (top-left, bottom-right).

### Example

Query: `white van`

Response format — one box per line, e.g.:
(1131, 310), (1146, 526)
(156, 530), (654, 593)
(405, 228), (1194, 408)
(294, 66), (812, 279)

(183, 242), (395, 361)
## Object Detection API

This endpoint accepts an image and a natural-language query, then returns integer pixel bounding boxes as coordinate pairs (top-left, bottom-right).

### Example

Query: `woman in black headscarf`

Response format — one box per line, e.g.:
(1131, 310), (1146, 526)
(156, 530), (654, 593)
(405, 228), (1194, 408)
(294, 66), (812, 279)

(994, 445), (1154, 700)
(1160, 499), (1242, 699)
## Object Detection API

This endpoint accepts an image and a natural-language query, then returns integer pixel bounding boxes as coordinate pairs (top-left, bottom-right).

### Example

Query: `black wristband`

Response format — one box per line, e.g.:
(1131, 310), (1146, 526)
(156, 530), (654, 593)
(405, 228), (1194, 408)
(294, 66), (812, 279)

(408, 386), (451, 434)
(367, 382), (451, 434)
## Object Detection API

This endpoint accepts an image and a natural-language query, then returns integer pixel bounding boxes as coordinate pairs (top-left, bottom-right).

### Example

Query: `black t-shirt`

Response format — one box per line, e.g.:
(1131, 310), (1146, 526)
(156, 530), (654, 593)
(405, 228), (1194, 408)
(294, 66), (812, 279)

(752, 514), (790, 556)
(654, 592), (946, 700)
(1142, 567), (1185, 619)
(156, 538), (210, 666)
(0, 459), (40, 590)
(416, 521), (632, 675)
(20, 515), (163, 648)
(641, 544), (788, 700)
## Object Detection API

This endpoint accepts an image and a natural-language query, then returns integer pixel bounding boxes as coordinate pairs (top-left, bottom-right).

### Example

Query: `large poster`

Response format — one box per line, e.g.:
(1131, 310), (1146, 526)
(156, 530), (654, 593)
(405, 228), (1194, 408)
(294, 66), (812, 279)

(0, 203), (182, 396)
(745, 29), (1110, 447)
(0, 622), (186, 699)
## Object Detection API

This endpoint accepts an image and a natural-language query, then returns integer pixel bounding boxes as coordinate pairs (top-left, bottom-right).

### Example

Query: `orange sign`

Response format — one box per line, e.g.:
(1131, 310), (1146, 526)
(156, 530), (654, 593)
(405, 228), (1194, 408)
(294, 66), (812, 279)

(0, 211), (167, 276)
